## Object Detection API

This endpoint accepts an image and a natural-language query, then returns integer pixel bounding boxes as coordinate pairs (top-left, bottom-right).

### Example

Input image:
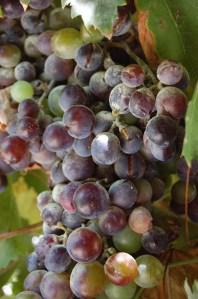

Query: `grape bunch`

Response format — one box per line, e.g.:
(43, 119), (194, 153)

(0, 1), (196, 298)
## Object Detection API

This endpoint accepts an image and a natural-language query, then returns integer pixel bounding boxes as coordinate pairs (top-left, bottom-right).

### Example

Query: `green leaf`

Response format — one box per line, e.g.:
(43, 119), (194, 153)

(20, 0), (30, 4)
(65, 0), (127, 36)
(22, 169), (48, 194)
(184, 279), (198, 299)
(135, 0), (198, 84)
(0, 6), (4, 18)
(182, 83), (198, 164)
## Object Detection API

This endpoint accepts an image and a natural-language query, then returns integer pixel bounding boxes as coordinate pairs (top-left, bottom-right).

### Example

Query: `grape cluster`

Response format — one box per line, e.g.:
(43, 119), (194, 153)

(0, 1), (196, 298)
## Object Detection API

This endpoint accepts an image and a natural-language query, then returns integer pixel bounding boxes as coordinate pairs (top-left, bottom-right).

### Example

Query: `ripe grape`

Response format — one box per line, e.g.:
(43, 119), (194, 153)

(1, 0), (24, 19)
(67, 227), (103, 262)
(44, 245), (71, 273)
(91, 132), (120, 165)
(52, 182), (81, 213)
(118, 126), (143, 154)
(129, 88), (155, 119)
(37, 191), (53, 212)
(10, 80), (34, 103)
(89, 71), (111, 100)
(109, 83), (132, 114)
(0, 44), (21, 68)
(135, 255), (164, 288)
(17, 117), (39, 140)
(105, 281), (137, 299)
(171, 180), (197, 205)
(21, 10), (47, 35)
(18, 99), (39, 119)
(121, 64), (145, 88)
(62, 210), (84, 229)
(98, 206), (127, 235)
(112, 7), (132, 37)
(104, 252), (138, 285)
(0, 67), (15, 87)
(74, 65), (94, 85)
(128, 207), (153, 234)
(73, 134), (94, 157)
(41, 202), (63, 226)
(157, 60), (184, 85)
(156, 86), (187, 119)
(52, 28), (82, 59)
(145, 115), (177, 147)
(16, 291), (41, 299)
(149, 177), (165, 201)
(70, 262), (106, 298)
(40, 272), (72, 299)
(141, 227), (169, 254)
(93, 111), (113, 135)
(43, 122), (73, 152)
(15, 61), (36, 81)
(27, 252), (44, 272)
(31, 145), (57, 168)
(63, 105), (95, 139)
(74, 182), (110, 219)
(114, 152), (146, 179)
(134, 178), (153, 204)
(150, 140), (176, 162)
(35, 234), (59, 259)
(62, 150), (95, 181)
(44, 54), (74, 81)
(177, 157), (198, 181)
(29, 0), (53, 10)
(75, 43), (103, 71)
(50, 161), (66, 185)
(59, 84), (87, 112)
(37, 31), (54, 56)
(48, 85), (65, 117)
(24, 270), (47, 293)
(188, 198), (198, 223)
(105, 65), (123, 87)
(0, 136), (28, 164)
(113, 225), (142, 254)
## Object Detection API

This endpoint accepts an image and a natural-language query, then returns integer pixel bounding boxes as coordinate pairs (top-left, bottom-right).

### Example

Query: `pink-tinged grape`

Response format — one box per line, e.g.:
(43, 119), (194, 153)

(0, 67), (15, 87)
(129, 88), (155, 119)
(43, 122), (74, 152)
(104, 252), (138, 285)
(128, 207), (153, 234)
(36, 234), (59, 259)
(0, 44), (21, 68)
(21, 10), (47, 35)
(134, 178), (153, 204)
(73, 134), (94, 157)
(145, 115), (177, 147)
(24, 270), (47, 293)
(67, 227), (103, 262)
(89, 71), (111, 100)
(62, 150), (95, 181)
(0, 136), (28, 164)
(109, 179), (137, 209)
(37, 31), (54, 56)
(91, 132), (120, 165)
(59, 84), (87, 112)
(50, 161), (66, 185)
(171, 180), (196, 205)
(1, 0), (24, 19)
(44, 54), (74, 81)
(0, 174), (8, 193)
(135, 255), (164, 288)
(10, 80), (34, 103)
(75, 43), (103, 71)
(48, 85), (65, 117)
(40, 272), (72, 299)
(114, 152), (146, 179)
(37, 191), (53, 212)
(74, 182), (110, 219)
(118, 126), (143, 154)
(16, 117), (39, 140)
(98, 206), (127, 235)
(63, 105), (95, 139)
(62, 210), (84, 229)
(15, 61), (36, 81)
(16, 291), (42, 299)
(156, 60), (184, 85)
(52, 28), (82, 59)
(141, 227), (169, 254)
(113, 225), (141, 254)
(188, 198), (198, 223)
(29, 0), (53, 10)
(156, 87), (187, 120)
(44, 245), (71, 273)
(105, 281), (137, 299)
(105, 65), (123, 87)
(109, 83), (132, 114)
(93, 111), (113, 135)
(121, 64), (145, 88)
(52, 182), (81, 213)
(18, 99), (39, 119)
(149, 177), (165, 201)
(41, 203), (63, 226)
(70, 262), (107, 298)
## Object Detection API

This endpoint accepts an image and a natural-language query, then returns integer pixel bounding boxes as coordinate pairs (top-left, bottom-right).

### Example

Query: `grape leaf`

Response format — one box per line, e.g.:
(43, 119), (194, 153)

(182, 83), (198, 164)
(135, 0), (198, 83)
(64, 0), (127, 36)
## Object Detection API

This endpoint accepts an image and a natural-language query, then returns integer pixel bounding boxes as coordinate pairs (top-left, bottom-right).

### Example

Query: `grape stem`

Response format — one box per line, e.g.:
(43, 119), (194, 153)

(0, 222), (42, 241)
(133, 288), (144, 299)
(38, 80), (56, 106)
(107, 41), (157, 84)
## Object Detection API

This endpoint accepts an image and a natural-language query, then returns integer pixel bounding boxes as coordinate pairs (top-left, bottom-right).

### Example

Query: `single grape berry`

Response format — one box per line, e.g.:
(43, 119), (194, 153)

(121, 64), (145, 88)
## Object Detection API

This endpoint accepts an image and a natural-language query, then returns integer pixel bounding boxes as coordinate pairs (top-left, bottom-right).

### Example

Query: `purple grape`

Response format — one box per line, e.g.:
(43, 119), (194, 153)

(59, 84), (87, 112)
(16, 291), (41, 299)
(93, 111), (113, 135)
(27, 252), (45, 272)
(171, 180), (197, 205)
(50, 161), (66, 185)
(44, 54), (74, 81)
(1, 0), (24, 19)
(109, 83), (132, 114)
(41, 203), (63, 226)
(37, 31), (54, 56)
(16, 117), (39, 140)
(141, 227), (169, 254)
(105, 65), (123, 87)
(73, 134), (94, 157)
(0, 136), (28, 165)
(89, 71), (111, 100)
(35, 235), (59, 259)
(24, 270), (47, 293)
(74, 64), (94, 85)
(62, 210), (84, 229)
(134, 178), (153, 204)
(44, 245), (71, 273)
(75, 43), (103, 71)
(21, 9), (47, 35)
(149, 177), (165, 201)
(18, 99), (39, 119)
(157, 60), (184, 85)
(121, 64), (145, 88)
(15, 61), (36, 81)
(129, 88), (155, 119)
(37, 191), (53, 212)
(118, 126), (143, 154)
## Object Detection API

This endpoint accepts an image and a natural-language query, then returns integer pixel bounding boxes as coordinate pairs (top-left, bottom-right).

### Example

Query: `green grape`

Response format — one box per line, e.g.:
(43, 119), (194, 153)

(48, 85), (65, 117)
(105, 281), (137, 299)
(10, 80), (34, 103)
(135, 255), (164, 288)
(52, 28), (83, 59)
(81, 25), (103, 43)
(0, 44), (21, 68)
(113, 225), (141, 254)
(15, 291), (41, 299)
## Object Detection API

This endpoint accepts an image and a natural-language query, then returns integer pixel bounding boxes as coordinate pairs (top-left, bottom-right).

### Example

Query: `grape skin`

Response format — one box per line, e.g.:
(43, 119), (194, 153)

(44, 245), (71, 273)
(75, 43), (103, 71)
(15, 291), (42, 299)
(128, 207), (153, 234)
(24, 270), (47, 294)
(44, 54), (74, 81)
(41, 203), (63, 226)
